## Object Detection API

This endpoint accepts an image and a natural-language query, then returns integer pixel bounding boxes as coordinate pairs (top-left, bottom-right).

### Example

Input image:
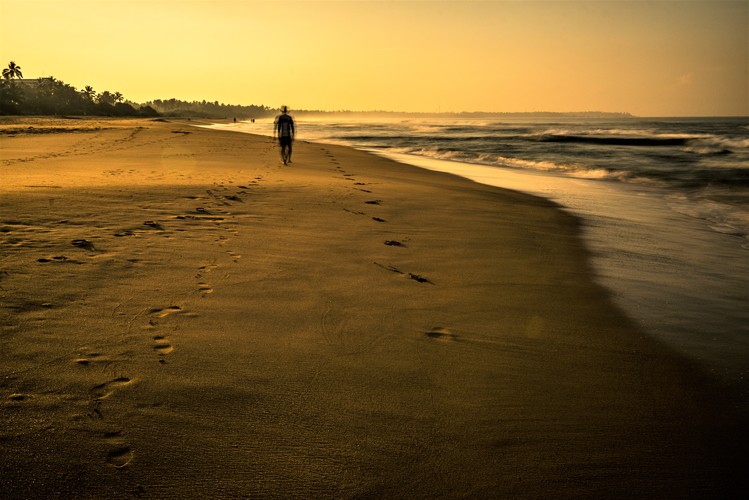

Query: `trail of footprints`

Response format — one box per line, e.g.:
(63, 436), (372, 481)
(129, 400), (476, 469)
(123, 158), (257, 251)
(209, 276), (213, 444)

(322, 148), (459, 348)
(138, 176), (256, 366)
(75, 372), (136, 468)
(72, 349), (132, 455)
(75, 305), (182, 469)
(322, 146), (457, 352)
(320, 146), (432, 286)
(69, 175), (262, 470)
(146, 305), (183, 363)
(76, 361), (131, 469)
(13, 145), (271, 470)
(75, 308), (183, 470)
(188, 178), (256, 296)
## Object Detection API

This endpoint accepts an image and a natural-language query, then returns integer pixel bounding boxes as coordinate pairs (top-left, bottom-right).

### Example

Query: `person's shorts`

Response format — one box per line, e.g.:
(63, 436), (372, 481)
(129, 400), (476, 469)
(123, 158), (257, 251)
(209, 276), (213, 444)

(279, 136), (292, 147)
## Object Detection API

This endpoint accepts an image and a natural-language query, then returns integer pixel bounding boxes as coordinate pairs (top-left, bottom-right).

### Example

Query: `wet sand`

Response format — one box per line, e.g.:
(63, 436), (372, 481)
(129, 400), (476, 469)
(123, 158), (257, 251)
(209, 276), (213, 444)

(1, 118), (746, 498)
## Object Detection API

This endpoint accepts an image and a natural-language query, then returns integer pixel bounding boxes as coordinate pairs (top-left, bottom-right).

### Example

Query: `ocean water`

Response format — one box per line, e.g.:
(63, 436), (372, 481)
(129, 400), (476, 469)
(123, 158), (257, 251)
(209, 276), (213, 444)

(210, 116), (749, 406)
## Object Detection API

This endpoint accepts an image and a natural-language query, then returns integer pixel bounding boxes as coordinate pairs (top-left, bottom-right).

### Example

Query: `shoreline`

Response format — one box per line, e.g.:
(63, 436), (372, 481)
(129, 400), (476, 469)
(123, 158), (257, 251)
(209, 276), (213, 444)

(373, 150), (749, 407)
(1, 118), (746, 497)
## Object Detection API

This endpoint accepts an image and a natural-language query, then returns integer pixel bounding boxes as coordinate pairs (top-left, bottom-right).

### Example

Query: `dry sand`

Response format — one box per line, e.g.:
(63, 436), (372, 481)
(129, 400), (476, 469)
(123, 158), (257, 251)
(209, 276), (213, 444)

(1, 118), (746, 498)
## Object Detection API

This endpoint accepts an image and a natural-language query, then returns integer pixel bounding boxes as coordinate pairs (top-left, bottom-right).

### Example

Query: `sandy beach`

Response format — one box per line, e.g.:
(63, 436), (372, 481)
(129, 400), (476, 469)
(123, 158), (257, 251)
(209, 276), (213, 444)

(1, 118), (746, 498)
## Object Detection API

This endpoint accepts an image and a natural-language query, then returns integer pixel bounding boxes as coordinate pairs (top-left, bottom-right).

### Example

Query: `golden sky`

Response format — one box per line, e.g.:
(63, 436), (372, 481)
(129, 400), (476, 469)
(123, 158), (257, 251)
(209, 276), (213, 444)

(1, 0), (746, 116)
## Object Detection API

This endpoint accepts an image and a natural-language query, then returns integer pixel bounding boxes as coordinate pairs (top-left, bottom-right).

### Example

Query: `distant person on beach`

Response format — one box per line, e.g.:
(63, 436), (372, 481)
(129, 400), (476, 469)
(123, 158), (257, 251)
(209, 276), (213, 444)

(274, 105), (295, 165)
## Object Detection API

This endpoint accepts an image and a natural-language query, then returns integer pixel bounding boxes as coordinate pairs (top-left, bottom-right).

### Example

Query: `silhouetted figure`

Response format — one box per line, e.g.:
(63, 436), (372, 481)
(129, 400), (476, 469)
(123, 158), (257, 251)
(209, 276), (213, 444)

(233, 117), (237, 123)
(274, 106), (295, 165)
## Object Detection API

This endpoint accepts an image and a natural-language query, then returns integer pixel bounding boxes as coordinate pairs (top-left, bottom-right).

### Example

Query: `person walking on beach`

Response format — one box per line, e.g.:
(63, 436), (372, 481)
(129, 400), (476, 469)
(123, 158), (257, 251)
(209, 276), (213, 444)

(274, 105), (295, 165)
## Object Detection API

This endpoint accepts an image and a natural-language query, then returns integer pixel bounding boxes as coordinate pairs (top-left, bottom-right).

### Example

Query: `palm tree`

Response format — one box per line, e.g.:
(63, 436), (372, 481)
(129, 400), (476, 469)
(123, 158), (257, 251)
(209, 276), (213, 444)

(97, 90), (115, 106)
(81, 85), (96, 101)
(2, 61), (23, 80)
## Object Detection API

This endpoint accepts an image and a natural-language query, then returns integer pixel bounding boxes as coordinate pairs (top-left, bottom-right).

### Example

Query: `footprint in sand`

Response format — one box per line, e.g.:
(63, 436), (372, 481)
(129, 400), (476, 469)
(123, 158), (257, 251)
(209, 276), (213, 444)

(148, 305), (183, 318)
(103, 430), (134, 467)
(146, 307), (183, 362)
(425, 327), (458, 341)
(107, 446), (134, 467)
(98, 426), (135, 468)
(408, 273), (433, 284)
(152, 335), (174, 355)
(90, 377), (132, 400)
(199, 263), (218, 273)
(71, 239), (95, 251)
(37, 255), (70, 263)
(74, 351), (106, 367)
(197, 282), (214, 296)
(374, 262), (434, 284)
(143, 220), (164, 230)
(196, 263), (218, 279)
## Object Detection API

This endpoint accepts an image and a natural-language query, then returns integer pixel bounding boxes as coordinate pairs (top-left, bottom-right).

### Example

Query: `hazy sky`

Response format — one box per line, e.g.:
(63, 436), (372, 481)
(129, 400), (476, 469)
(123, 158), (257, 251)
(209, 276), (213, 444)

(1, 0), (746, 116)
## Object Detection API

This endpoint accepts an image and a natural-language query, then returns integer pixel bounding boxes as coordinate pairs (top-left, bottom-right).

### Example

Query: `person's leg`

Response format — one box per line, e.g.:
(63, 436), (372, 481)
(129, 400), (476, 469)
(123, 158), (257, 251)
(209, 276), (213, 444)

(279, 138), (288, 164)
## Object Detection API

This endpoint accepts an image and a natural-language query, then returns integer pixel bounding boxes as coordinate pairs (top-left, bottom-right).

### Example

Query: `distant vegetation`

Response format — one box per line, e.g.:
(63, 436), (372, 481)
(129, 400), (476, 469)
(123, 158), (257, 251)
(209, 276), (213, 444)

(1, 60), (633, 120)
(0, 61), (274, 119)
(145, 98), (274, 119)
(0, 62), (158, 117)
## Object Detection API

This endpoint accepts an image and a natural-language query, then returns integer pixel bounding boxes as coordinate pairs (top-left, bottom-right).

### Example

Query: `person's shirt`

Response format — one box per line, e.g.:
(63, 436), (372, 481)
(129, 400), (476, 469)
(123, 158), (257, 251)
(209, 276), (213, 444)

(276, 114), (294, 138)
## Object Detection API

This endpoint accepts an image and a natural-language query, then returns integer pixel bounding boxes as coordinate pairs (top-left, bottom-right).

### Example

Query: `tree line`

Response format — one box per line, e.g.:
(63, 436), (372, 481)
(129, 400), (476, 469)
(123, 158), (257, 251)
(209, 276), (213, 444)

(0, 61), (159, 117)
(0, 61), (273, 119)
(145, 98), (274, 119)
